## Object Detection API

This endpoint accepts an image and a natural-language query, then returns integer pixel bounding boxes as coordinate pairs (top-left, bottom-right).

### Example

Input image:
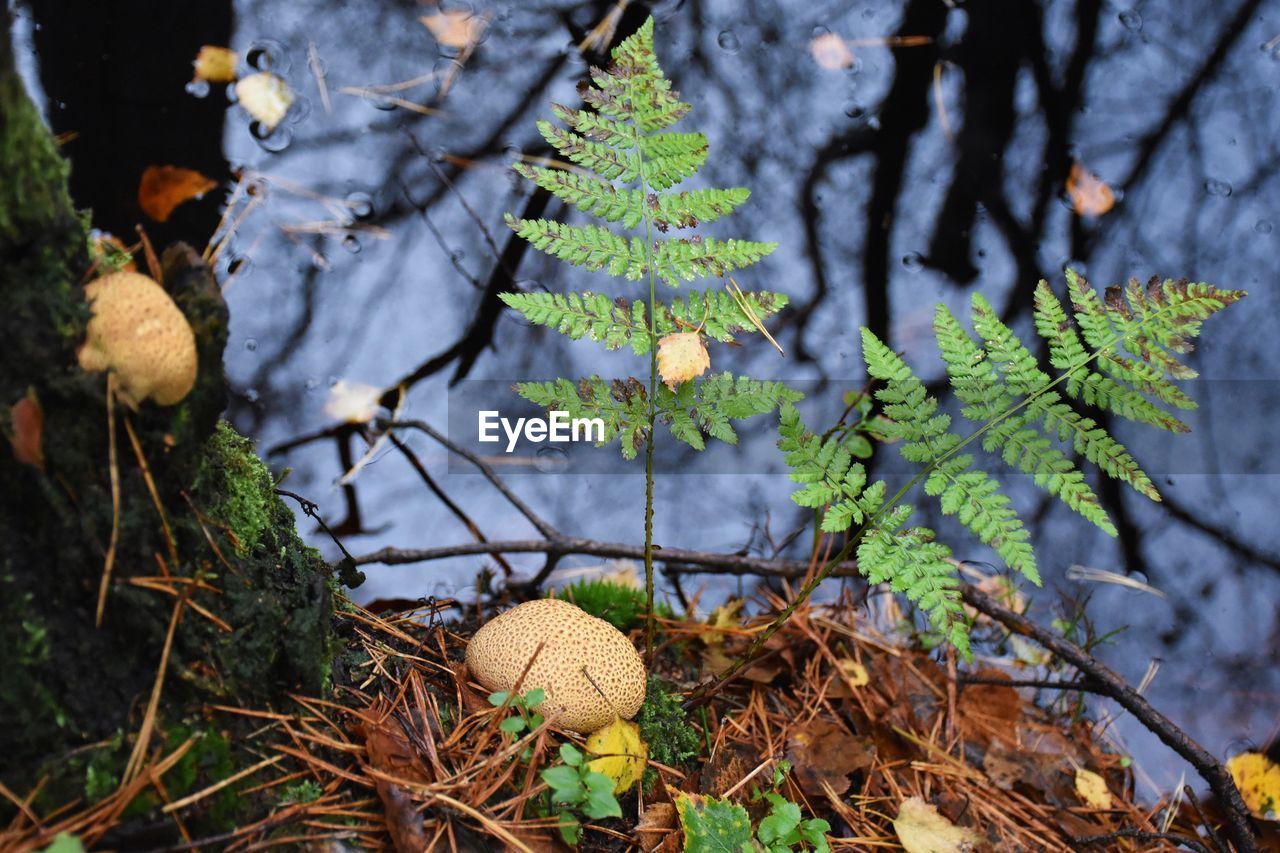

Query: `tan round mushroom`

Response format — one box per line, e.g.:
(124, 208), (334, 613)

(77, 271), (197, 408)
(465, 598), (646, 733)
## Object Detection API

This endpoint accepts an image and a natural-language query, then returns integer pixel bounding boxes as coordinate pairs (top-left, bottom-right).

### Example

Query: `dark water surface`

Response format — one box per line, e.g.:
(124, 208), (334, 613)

(18, 0), (1280, 800)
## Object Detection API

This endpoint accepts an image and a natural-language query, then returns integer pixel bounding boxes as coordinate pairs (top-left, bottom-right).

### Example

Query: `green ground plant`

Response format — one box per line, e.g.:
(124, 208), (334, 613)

(540, 743), (622, 845)
(502, 18), (795, 659)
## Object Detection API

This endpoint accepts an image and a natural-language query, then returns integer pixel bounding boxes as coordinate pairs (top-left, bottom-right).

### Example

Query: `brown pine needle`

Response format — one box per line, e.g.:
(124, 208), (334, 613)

(122, 414), (177, 565)
(726, 277), (785, 355)
(933, 60), (955, 142)
(162, 756), (284, 814)
(123, 587), (192, 783)
(95, 376), (120, 627)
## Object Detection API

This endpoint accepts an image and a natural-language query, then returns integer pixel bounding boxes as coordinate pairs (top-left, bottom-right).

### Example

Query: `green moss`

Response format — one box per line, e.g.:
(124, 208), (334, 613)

(636, 675), (701, 769)
(554, 578), (676, 632)
(193, 422), (277, 555)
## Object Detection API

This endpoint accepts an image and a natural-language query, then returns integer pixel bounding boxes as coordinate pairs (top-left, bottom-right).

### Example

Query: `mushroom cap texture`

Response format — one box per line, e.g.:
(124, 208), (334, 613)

(78, 272), (198, 408)
(465, 598), (646, 733)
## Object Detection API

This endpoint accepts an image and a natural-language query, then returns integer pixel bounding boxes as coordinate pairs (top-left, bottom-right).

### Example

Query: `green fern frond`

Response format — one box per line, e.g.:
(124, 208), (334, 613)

(537, 121), (637, 182)
(659, 374), (801, 449)
(514, 164), (644, 227)
(861, 328), (1038, 584)
(651, 188), (750, 230)
(500, 290), (788, 356)
(1035, 271), (1245, 433)
(515, 376), (650, 459)
(504, 216), (647, 278)
(549, 103), (633, 147)
(652, 237), (778, 285)
(776, 403), (968, 651)
(643, 144), (709, 191)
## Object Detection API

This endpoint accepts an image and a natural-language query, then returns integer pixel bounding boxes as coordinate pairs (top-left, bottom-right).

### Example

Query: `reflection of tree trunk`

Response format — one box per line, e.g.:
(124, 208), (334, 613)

(31, 0), (232, 247)
(861, 0), (947, 346)
(1, 10), (333, 834)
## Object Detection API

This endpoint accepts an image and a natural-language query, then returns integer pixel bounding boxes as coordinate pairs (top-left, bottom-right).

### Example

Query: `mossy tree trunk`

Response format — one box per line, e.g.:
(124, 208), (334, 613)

(0, 11), (337, 829)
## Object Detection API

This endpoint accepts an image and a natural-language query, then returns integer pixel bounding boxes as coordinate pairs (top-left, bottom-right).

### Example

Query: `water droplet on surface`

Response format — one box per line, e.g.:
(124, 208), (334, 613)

(1118, 9), (1142, 31)
(1204, 179), (1232, 197)
(246, 39), (290, 72)
(844, 103), (865, 119)
(250, 122), (292, 152)
(244, 338), (258, 352)
(345, 191), (374, 221)
(430, 146), (448, 163)
(717, 30), (740, 53)
(450, 250), (466, 264)
(245, 388), (260, 403)
(902, 252), (923, 272)
(867, 115), (881, 130)
(185, 80), (211, 98)
(227, 256), (252, 276)
(305, 377), (321, 391)
(1256, 219), (1274, 234)
(534, 446), (570, 473)
(342, 234), (362, 254)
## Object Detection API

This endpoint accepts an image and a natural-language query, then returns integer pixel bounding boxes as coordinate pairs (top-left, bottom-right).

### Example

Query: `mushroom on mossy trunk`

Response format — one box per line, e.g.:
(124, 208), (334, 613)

(77, 271), (197, 408)
(465, 599), (646, 733)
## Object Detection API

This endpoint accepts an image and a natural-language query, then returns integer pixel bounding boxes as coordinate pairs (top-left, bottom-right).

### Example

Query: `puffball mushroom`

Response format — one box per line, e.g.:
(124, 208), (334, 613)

(465, 598), (646, 733)
(77, 272), (198, 408)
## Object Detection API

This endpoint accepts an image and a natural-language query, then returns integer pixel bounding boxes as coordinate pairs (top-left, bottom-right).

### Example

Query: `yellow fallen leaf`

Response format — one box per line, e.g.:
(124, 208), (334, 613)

(324, 380), (382, 424)
(1074, 768), (1112, 810)
(893, 797), (981, 853)
(193, 45), (238, 83)
(810, 33), (855, 70)
(1228, 751), (1280, 820)
(656, 332), (710, 389)
(1066, 162), (1115, 218)
(137, 166), (218, 223)
(420, 11), (477, 49)
(585, 717), (648, 795)
(836, 657), (869, 688)
(235, 72), (295, 130)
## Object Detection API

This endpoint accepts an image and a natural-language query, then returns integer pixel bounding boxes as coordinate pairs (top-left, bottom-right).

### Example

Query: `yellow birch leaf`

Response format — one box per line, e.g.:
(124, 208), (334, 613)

(893, 797), (981, 853)
(1066, 162), (1115, 218)
(836, 657), (869, 688)
(585, 717), (648, 795)
(1228, 751), (1280, 820)
(656, 332), (710, 390)
(324, 380), (381, 424)
(235, 72), (294, 130)
(1074, 768), (1112, 810)
(193, 46), (238, 83)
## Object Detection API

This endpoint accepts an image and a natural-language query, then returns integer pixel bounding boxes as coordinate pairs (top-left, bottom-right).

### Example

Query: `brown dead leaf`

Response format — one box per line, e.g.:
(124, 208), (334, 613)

(786, 718), (876, 797)
(420, 11), (479, 48)
(360, 719), (431, 852)
(700, 741), (756, 798)
(958, 668), (1022, 747)
(138, 166), (218, 223)
(1067, 161), (1115, 217)
(636, 802), (678, 842)
(810, 33), (855, 70)
(1074, 767), (1112, 810)
(657, 332), (710, 389)
(193, 45), (238, 83)
(9, 392), (44, 470)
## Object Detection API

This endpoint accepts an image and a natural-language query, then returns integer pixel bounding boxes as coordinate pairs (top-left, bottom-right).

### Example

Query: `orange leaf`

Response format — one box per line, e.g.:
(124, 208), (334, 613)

(1067, 162), (1115, 217)
(193, 45), (238, 83)
(138, 166), (218, 223)
(10, 392), (44, 470)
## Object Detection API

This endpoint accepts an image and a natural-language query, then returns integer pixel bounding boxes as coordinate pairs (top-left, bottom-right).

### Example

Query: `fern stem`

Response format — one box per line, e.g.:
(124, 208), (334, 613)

(701, 295), (1196, 691)
(637, 129), (658, 667)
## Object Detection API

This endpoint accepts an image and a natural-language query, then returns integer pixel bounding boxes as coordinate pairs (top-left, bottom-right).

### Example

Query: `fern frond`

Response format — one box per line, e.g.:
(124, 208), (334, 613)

(1035, 271), (1245, 433)
(652, 237), (778, 285)
(504, 216), (646, 278)
(606, 18), (691, 132)
(653, 290), (788, 342)
(862, 329), (1038, 584)
(514, 164), (644, 227)
(549, 104), (633, 148)
(660, 373), (801, 449)
(776, 403), (969, 653)
(516, 376), (650, 459)
(651, 188), (750, 230)
(537, 121), (636, 182)
(645, 146), (710, 191)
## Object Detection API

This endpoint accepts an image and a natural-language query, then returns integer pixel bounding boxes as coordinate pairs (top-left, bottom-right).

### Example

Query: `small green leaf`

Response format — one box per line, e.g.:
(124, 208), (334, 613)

(487, 690), (510, 706)
(675, 792), (753, 853)
(499, 716), (527, 734)
(560, 743), (583, 766)
(556, 810), (581, 845)
(582, 788), (623, 820)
